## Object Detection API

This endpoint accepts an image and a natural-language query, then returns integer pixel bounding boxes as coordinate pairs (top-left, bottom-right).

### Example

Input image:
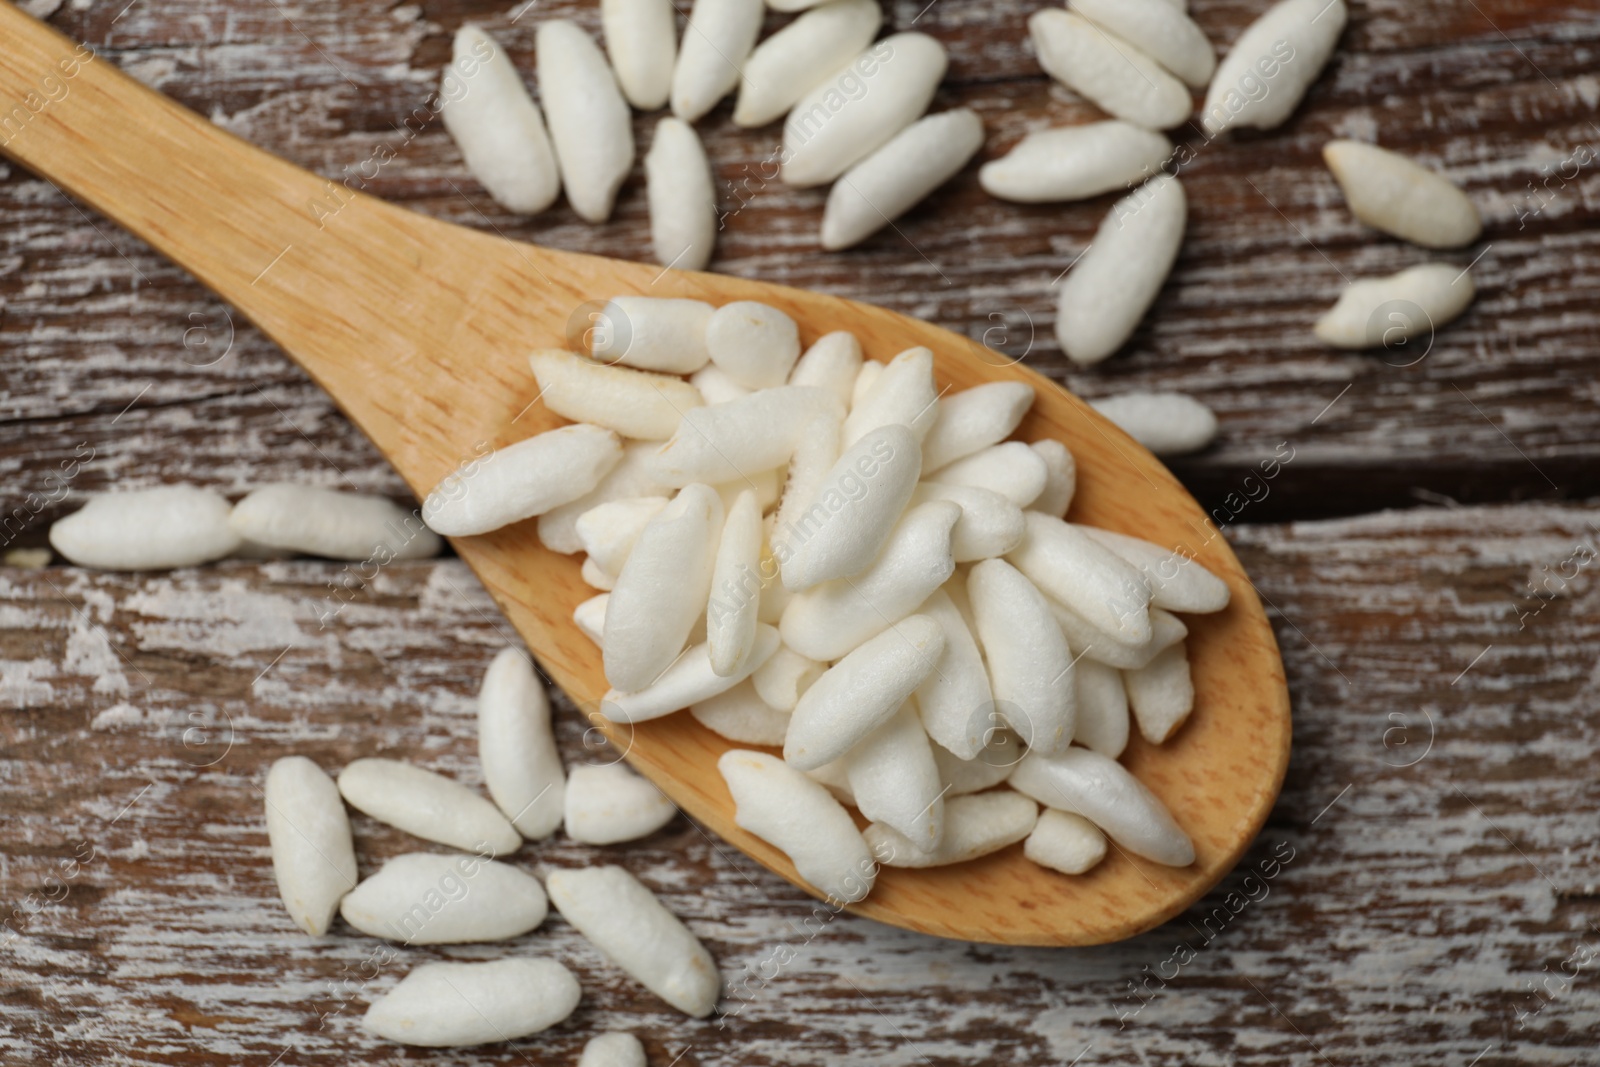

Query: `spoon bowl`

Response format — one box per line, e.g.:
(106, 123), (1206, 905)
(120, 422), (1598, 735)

(0, 5), (1290, 945)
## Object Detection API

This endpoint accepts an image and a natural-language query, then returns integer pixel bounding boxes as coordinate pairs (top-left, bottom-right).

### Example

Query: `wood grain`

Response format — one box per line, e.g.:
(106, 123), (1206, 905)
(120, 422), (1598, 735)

(2, 0), (1598, 1058)
(2, 0), (1597, 522)
(2, 504), (1596, 1064)
(0, 3), (1292, 944)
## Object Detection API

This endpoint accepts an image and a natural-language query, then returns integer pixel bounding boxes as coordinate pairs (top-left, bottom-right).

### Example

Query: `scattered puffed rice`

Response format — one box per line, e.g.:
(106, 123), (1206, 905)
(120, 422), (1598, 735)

(601, 0), (676, 110)
(545, 864), (721, 1017)
(363, 958), (580, 1047)
(1323, 139), (1482, 249)
(646, 117), (718, 272)
(340, 852), (548, 943)
(782, 33), (948, 187)
(1055, 174), (1187, 366)
(50, 486), (239, 570)
(980, 121), (1173, 204)
(1313, 262), (1475, 350)
(337, 758), (522, 856)
(1202, 0), (1347, 135)
(1072, 0), (1217, 88)
(265, 756), (358, 936)
(440, 26), (560, 215)
(735, 0), (883, 127)
(580, 1032), (648, 1067)
(671, 0), (764, 122)
(822, 108), (985, 250)
(2, 547), (50, 569)
(478, 647), (566, 839)
(537, 20), (635, 223)
(1029, 10), (1191, 131)
(229, 485), (440, 562)
(1089, 391), (1218, 455)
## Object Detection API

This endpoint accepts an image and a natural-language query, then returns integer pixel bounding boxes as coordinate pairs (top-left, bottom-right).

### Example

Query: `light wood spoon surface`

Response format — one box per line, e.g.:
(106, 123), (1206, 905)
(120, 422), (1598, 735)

(0, 5), (1290, 946)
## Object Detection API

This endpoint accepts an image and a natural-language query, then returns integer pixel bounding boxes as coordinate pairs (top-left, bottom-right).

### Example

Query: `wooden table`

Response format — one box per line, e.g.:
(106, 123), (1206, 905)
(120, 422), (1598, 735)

(2, 0), (1597, 1063)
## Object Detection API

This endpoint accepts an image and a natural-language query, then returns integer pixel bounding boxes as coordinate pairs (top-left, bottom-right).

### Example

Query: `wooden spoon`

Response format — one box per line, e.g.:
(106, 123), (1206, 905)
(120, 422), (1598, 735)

(0, 6), (1290, 946)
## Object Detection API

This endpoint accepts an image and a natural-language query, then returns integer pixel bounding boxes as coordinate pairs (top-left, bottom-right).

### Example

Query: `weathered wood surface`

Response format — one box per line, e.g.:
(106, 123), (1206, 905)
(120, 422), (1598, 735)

(0, 0), (1298, 947)
(1, 0), (1598, 526)
(3, 0), (1600, 1063)
(2, 505), (1598, 1065)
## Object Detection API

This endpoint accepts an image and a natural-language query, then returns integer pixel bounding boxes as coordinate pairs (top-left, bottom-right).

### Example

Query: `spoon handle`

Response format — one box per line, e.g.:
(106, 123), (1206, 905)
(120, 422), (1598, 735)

(0, 5), (361, 321)
(0, 3), (573, 489)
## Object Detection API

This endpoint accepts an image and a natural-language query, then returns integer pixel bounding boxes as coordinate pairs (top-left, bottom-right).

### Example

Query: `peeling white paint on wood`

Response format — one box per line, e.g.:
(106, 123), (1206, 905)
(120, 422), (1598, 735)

(2, 0), (1598, 526)
(0, 504), (1597, 1063)
(2, 0), (1599, 1061)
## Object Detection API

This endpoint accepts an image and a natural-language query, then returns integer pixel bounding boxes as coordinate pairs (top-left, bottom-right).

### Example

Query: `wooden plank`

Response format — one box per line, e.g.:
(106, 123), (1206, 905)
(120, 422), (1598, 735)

(3, 0), (1599, 527)
(2, 503), (1597, 1064)
(3, 0), (1598, 1059)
